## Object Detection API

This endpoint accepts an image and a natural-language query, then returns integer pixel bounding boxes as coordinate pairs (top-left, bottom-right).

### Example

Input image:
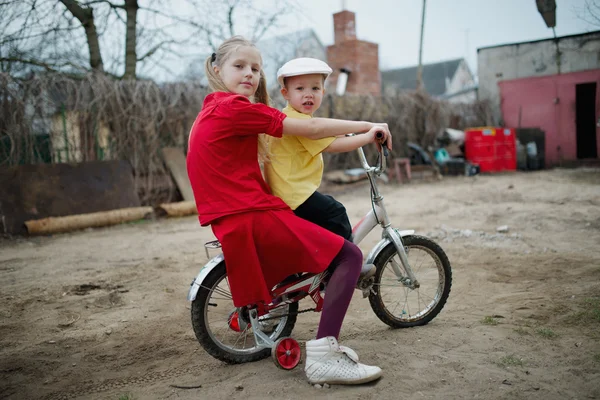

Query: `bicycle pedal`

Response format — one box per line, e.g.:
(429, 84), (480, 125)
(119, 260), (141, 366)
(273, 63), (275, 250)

(358, 277), (374, 298)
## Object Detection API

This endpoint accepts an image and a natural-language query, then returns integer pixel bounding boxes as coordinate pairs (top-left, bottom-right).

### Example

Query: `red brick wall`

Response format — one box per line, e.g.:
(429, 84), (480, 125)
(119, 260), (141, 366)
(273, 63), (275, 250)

(327, 11), (381, 96)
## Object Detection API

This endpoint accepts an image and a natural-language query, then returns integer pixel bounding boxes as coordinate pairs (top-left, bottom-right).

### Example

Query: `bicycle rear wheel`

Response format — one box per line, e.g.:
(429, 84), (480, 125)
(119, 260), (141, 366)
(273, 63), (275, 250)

(191, 261), (298, 364)
(368, 235), (452, 328)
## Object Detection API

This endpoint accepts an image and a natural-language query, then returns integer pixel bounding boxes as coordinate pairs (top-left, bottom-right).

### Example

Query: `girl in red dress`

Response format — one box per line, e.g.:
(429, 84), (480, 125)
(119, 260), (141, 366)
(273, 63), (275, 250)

(187, 36), (392, 385)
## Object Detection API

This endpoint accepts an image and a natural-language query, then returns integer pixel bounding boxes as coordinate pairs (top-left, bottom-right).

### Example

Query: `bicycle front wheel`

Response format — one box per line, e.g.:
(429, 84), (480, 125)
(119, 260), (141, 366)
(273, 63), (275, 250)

(368, 235), (452, 328)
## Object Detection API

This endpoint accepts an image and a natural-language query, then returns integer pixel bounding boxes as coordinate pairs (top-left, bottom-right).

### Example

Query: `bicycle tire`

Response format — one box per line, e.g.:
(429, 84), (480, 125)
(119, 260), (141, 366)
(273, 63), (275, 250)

(368, 235), (452, 328)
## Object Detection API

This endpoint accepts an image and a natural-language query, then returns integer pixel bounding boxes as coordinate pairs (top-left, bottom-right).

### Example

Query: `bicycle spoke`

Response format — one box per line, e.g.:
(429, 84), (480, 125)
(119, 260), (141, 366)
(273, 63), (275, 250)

(390, 295), (406, 317)
(403, 284), (411, 316)
(212, 319), (235, 338)
(418, 288), (437, 302)
(231, 325), (249, 348)
(207, 309), (233, 318)
(211, 285), (232, 299)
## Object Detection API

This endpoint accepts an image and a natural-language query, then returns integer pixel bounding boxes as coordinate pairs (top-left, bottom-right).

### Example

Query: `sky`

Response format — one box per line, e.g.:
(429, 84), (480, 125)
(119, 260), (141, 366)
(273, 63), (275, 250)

(265, 0), (595, 75)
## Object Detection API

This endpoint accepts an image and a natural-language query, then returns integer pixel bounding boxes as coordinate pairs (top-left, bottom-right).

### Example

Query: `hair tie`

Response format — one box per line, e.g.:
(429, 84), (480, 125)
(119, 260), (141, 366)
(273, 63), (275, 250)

(211, 53), (216, 63)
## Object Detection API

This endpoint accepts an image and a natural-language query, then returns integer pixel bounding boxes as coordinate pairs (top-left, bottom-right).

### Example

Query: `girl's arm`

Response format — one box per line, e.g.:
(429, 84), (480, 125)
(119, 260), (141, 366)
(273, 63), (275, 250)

(282, 117), (393, 150)
(282, 117), (375, 140)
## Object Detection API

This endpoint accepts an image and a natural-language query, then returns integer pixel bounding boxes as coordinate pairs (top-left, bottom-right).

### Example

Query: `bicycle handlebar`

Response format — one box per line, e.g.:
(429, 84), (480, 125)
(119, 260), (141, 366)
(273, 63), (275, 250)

(353, 131), (388, 175)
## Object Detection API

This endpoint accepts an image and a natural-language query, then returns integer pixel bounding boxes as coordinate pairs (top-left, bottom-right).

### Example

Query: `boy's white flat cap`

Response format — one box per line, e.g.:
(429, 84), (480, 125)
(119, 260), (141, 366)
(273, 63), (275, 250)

(276, 58), (333, 87)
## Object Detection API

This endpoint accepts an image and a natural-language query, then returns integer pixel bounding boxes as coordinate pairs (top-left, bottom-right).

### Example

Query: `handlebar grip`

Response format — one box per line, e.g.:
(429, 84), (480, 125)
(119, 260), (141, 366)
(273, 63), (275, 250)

(375, 131), (389, 157)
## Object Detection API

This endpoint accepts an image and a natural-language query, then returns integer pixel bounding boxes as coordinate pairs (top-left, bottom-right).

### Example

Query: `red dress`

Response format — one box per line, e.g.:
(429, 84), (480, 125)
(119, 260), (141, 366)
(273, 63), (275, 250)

(187, 92), (344, 307)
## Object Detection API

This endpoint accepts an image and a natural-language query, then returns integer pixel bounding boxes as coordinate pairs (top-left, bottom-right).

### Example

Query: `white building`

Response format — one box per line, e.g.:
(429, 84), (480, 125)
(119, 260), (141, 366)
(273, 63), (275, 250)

(381, 58), (477, 103)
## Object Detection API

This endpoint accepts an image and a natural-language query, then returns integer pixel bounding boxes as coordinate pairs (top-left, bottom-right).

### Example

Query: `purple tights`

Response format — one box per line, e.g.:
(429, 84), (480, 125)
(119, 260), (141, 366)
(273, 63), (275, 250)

(316, 240), (362, 339)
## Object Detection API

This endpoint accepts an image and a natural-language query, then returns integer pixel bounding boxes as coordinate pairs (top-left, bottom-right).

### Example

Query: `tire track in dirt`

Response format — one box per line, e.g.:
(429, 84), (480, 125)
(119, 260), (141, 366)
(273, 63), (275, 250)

(41, 326), (400, 399)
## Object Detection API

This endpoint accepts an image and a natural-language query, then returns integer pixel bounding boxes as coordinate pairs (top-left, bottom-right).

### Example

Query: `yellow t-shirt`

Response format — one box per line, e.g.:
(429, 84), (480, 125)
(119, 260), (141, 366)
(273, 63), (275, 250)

(264, 105), (336, 210)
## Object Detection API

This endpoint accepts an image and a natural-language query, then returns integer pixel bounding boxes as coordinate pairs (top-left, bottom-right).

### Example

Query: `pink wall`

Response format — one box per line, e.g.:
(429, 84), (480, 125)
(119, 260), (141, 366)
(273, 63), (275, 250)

(499, 69), (600, 166)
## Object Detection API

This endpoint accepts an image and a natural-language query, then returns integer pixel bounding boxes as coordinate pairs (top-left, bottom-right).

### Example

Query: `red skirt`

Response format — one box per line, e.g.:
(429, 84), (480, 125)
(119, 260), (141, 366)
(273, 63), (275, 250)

(210, 209), (345, 307)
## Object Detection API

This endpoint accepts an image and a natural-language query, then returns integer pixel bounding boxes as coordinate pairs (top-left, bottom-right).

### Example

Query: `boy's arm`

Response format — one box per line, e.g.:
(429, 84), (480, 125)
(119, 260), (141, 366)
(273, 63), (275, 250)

(323, 134), (373, 154)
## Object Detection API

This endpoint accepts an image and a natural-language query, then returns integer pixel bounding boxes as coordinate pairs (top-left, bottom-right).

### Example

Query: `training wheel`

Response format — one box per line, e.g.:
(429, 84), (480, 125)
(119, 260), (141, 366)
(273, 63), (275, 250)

(272, 337), (301, 370)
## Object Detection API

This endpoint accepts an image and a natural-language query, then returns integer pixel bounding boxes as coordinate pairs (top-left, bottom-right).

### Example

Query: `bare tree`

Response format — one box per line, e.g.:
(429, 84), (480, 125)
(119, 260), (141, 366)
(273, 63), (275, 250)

(177, 0), (293, 50)
(0, 0), (145, 77)
(576, 0), (600, 27)
(0, 0), (295, 80)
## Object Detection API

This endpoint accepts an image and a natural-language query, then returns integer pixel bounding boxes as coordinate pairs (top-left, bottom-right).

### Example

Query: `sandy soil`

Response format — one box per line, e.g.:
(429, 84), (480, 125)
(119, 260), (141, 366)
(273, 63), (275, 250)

(1, 168), (599, 400)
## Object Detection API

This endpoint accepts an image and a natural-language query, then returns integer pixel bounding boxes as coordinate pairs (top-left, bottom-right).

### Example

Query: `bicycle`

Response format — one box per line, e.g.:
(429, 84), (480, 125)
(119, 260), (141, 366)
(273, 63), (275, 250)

(187, 133), (453, 370)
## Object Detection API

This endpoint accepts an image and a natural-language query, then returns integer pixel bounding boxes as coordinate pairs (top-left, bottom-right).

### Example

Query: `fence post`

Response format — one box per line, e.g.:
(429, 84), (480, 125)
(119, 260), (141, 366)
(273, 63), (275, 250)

(61, 103), (70, 162)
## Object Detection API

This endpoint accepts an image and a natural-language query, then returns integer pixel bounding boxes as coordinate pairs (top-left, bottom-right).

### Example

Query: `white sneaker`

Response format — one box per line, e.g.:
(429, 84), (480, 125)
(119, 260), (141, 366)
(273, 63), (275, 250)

(305, 337), (382, 385)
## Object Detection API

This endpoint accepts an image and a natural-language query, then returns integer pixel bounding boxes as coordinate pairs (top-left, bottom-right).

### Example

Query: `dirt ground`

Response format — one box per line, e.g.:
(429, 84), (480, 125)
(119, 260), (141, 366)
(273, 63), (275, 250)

(1, 168), (600, 400)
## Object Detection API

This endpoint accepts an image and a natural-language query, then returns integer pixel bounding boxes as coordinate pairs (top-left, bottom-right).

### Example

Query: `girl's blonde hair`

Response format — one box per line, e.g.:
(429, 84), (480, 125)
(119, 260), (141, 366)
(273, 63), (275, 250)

(205, 36), (271, 161)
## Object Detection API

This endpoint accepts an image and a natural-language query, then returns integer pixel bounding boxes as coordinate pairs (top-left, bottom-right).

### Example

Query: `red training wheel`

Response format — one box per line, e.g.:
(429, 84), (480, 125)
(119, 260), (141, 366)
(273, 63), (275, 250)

(272, 337), (301, 370)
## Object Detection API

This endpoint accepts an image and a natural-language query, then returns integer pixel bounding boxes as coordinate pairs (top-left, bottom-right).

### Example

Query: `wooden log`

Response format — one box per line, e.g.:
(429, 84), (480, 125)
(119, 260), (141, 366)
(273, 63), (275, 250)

(25, 207), (153, 235)
(158, 201), (198, 217)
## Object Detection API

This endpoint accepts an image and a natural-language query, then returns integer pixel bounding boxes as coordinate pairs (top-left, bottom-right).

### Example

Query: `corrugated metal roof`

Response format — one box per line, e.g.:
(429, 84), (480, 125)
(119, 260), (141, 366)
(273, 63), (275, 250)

(477, 30), (600, 51)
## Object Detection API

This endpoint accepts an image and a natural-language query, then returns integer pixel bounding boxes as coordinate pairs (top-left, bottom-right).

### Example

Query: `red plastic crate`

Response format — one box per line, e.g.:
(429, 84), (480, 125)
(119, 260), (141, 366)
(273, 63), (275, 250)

(496, 128), (516, 171)
(465, 127), (516, 172)
(465, 127), (499, 172)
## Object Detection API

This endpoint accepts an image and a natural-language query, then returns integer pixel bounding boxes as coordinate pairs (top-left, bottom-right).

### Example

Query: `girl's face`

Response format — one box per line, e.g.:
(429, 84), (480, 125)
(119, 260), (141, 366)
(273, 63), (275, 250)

(214, 46), (262, 97)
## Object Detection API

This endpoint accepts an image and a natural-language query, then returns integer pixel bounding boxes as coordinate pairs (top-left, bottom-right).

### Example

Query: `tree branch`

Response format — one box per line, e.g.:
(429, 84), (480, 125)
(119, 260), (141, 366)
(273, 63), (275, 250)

(227, 1), (238, 37)
(0, 56), (80, 72)
(82, 0), (125, 9)
(123, 0), (139, 79)
(137, 40), (175, 61)
(59, 0), (105, 71)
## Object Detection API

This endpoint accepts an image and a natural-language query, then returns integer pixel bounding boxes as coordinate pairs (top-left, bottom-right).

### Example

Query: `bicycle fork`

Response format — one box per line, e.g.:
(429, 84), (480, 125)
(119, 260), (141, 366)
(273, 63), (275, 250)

(354, 160), (420, 290)
(383, 226), (420, 289)
(368, 191), (420, 290)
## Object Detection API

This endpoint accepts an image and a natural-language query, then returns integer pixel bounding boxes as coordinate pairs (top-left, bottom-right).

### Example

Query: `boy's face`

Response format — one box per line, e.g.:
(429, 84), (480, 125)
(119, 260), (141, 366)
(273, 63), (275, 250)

(281, 74), (324, 115)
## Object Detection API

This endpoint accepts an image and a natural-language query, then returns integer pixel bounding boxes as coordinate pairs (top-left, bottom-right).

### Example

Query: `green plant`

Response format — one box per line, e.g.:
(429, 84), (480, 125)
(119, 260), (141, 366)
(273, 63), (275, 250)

(513, 327), (529, 335)
(535, 327), (558, 338)
(566, 297), (600, 325)
(482, 316), (499, 325)
(498, 355), (524, 367)
(585, 298), (600, 322)
(118, 394), (134, 400)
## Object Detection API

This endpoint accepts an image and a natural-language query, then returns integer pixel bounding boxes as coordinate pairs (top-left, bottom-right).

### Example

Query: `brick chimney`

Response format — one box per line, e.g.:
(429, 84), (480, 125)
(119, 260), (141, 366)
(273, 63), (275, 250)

(327, 10), (381, 96)
(334, 10), (356, 44)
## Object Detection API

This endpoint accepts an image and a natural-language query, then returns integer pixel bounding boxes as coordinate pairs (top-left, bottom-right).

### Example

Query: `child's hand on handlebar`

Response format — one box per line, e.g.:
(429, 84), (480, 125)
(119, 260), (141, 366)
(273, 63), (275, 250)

(366, 124), (393, 152)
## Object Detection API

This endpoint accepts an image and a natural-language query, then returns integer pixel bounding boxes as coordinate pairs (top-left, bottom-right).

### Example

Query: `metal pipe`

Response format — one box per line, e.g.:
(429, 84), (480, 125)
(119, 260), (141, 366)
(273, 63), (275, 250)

(417, 0), (427, 91)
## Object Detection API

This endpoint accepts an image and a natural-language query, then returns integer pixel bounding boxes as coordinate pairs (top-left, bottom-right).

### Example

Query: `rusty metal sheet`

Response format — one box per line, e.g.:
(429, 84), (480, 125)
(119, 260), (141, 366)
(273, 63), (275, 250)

(0, 160), (140, 235)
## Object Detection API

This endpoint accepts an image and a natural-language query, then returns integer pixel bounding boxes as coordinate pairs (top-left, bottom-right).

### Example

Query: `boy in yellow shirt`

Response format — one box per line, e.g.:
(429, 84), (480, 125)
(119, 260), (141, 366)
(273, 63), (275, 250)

(265, 58), (387, 281)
